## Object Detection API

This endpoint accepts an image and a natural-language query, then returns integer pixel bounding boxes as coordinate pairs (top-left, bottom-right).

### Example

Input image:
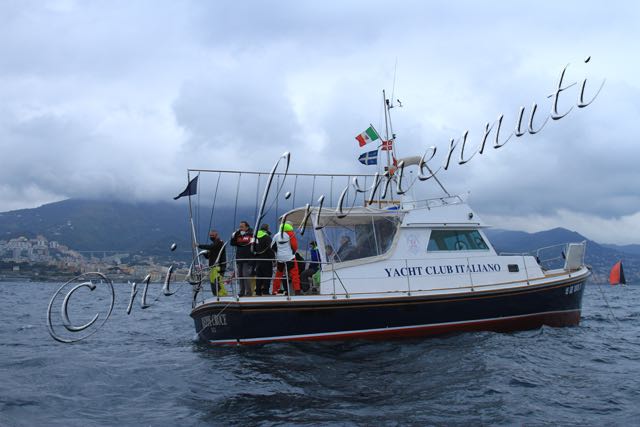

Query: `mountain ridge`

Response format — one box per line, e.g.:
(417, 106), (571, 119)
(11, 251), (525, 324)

(0, 199), (637, 282)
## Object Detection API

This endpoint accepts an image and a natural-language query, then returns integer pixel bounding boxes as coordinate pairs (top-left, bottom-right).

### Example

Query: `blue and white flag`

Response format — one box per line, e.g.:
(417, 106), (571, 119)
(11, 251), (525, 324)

(358, 149), (378, 165)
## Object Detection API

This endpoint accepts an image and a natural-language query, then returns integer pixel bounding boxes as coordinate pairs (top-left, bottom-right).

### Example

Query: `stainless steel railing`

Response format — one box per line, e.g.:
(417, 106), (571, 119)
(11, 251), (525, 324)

(500, 241), (587, 272)
(190, 248), (589, 306)
(535, 243), (570, 270)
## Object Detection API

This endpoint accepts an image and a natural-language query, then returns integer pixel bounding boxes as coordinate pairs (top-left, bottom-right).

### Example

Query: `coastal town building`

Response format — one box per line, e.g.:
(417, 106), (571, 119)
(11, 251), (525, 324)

(0, 235), (180, 281)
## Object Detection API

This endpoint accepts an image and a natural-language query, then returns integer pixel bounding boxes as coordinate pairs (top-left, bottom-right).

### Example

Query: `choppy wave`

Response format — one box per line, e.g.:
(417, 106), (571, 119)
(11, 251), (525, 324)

(1, 282), (639, 426)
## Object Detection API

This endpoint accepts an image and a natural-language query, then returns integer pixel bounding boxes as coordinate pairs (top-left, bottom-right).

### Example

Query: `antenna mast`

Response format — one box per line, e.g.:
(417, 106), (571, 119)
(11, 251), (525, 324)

(382, 90), (392, 174)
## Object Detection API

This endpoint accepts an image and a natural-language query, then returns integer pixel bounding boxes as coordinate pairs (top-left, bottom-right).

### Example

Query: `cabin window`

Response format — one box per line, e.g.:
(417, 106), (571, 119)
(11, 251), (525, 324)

(319, 214), (401, 263)
(427, 229), (489, 251)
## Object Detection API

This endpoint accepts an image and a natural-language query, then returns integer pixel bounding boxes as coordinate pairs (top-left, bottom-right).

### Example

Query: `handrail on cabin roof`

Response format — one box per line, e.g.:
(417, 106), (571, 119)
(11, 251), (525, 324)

(187, 168), (380, 178)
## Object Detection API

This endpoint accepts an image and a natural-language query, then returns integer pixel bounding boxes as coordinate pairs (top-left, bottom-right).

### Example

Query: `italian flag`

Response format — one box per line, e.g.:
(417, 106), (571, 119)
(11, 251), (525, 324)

(355, 126), (379, 147)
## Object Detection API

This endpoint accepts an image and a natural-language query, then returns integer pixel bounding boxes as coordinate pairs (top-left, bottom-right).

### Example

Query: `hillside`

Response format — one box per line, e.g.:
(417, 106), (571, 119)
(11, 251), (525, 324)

(0, 199), (637, 282)
(602, 243), (640, 256)
(486, 228), (638, 283)
(0, 199), (276, 261)
(0, 199), (189, 258)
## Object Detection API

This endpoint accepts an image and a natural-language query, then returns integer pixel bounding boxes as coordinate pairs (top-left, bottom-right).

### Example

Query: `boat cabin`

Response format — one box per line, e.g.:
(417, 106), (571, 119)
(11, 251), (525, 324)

(282, 195), (556, 297)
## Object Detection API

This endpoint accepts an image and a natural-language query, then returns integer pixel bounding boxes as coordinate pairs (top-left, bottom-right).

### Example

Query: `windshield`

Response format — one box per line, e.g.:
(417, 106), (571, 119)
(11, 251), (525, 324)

(319, 214), (401, 263)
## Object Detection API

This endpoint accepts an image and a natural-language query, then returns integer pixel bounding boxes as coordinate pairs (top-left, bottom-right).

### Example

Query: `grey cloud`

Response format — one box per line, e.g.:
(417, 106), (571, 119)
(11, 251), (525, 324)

(448, 80), (640, 219)
(1, 1), (639, 243)
(172, 66), (301, 153)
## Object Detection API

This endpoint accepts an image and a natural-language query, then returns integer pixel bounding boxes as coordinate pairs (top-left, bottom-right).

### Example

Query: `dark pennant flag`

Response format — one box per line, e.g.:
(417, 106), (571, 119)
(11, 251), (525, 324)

(174, 176), (198, 200)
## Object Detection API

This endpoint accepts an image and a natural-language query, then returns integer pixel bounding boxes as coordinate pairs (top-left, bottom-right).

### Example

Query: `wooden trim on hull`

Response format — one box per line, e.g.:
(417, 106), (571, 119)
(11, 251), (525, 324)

(206, 309), (581, 346)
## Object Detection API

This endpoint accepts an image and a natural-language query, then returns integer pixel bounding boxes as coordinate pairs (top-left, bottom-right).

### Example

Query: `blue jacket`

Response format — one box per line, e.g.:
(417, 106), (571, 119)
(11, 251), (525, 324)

(309, 246), (320, 271)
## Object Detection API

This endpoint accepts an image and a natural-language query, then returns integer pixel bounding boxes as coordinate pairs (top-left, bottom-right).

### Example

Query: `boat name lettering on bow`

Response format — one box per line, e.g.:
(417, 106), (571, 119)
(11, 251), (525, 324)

(384, 263), (501, 277)
(201, 314), (228, 329)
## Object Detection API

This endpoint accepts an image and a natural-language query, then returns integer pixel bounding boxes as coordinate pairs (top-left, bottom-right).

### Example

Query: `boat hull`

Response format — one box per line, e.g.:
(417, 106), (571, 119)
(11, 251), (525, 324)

(191, 277), (588, 345)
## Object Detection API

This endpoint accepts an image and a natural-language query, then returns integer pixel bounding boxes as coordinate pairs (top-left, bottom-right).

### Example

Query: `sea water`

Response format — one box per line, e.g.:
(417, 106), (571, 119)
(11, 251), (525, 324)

(1, 281), (639, 426)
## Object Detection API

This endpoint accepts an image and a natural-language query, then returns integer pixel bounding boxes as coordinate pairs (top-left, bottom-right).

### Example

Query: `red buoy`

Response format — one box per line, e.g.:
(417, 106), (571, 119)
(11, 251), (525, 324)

(609, 261), (626, 286)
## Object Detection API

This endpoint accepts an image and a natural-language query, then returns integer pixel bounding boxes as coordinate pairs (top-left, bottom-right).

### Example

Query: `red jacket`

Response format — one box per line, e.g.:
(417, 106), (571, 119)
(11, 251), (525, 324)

(285, 230), (298, 253)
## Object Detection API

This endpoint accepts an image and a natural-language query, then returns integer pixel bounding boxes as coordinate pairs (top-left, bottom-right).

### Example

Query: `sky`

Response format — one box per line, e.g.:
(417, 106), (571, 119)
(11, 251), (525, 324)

(0, 1), (638, 244)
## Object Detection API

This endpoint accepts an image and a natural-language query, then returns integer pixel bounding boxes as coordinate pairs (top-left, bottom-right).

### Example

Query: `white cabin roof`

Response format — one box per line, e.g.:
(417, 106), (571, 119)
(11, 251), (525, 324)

(281, 195), (489, 229)
(401, 201), (488, 228)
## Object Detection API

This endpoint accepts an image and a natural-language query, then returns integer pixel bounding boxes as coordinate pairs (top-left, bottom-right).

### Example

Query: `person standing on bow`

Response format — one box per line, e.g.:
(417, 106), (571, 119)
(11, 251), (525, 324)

(253, 223), (274, 296)
(197, 230), (227, 296)
(271, 221), (301, 295)
(230, 220), (254, 297)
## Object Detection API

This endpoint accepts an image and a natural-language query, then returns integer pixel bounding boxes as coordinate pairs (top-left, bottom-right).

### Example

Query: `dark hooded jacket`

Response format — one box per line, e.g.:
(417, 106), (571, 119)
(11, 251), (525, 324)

(253, 229), (274, 260)
(230, 228), (254, 262)
(197, 238), (226, 272)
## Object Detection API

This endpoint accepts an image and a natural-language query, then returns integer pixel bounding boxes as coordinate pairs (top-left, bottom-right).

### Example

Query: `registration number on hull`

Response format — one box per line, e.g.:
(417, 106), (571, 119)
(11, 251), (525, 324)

(565, 283), (583, 295)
